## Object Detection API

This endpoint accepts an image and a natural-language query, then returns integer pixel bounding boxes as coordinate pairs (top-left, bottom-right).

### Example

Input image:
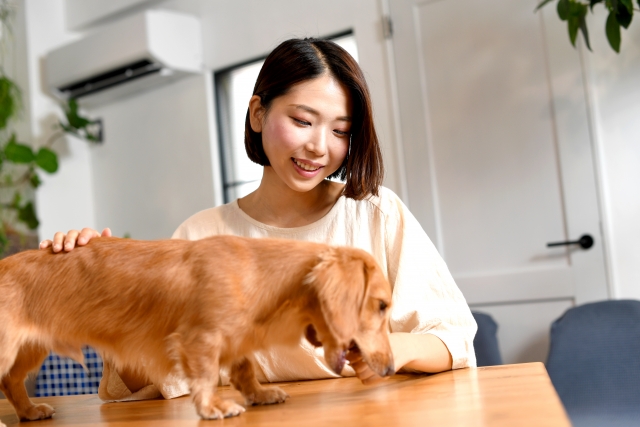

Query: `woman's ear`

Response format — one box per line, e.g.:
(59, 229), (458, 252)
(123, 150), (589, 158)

(249, 95), (265, 133)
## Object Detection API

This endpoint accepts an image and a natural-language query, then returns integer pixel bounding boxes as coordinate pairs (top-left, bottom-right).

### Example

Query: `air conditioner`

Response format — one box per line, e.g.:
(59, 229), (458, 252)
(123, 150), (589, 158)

(45, 9), (203, 107)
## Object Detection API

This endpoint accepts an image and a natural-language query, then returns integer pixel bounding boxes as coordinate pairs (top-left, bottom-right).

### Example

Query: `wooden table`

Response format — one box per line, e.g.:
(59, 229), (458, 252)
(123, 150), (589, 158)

(0, 362), (569, 426)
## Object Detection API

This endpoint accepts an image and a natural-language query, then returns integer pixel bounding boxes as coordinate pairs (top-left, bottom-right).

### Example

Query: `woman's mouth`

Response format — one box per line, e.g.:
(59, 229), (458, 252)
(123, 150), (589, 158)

(292, 158), (323, 177)
(292, 158), (321, 171)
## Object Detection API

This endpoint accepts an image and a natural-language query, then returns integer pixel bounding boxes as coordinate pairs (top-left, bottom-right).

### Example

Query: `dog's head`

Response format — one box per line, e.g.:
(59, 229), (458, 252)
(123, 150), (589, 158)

(304, 247), (394, 378)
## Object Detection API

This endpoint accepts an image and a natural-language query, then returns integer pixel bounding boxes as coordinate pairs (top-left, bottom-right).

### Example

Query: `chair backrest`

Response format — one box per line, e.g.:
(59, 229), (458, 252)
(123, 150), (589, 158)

(35, 346), (103, 396)
(546, 300), (640, 421)
(471, 311), (503, 367)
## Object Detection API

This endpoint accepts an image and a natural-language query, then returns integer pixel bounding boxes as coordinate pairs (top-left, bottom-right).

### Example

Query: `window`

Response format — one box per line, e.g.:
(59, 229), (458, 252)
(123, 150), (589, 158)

(215, 33), (359, 203)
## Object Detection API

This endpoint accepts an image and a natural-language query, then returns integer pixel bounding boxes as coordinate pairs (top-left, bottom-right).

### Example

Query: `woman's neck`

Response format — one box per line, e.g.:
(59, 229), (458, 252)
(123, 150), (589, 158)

(238, 168), (344, 228)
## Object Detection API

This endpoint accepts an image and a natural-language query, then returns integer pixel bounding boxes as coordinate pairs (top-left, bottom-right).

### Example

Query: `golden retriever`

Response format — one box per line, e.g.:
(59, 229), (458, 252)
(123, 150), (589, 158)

(0, 235), (393, 423)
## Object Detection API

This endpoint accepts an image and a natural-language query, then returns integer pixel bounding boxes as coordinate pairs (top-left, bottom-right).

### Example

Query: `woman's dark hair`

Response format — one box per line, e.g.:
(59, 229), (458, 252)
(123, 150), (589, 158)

(244, 37), (384, 200)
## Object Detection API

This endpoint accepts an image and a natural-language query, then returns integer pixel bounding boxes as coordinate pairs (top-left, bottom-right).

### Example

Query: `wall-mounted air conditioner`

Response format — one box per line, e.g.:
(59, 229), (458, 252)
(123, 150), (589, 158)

(45, 9), (203, 107)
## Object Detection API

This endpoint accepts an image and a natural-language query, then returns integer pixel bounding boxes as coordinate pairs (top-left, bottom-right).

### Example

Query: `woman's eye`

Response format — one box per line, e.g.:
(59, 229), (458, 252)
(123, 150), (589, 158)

(292, 117), (311, 126)
(334, 129), (350, 137)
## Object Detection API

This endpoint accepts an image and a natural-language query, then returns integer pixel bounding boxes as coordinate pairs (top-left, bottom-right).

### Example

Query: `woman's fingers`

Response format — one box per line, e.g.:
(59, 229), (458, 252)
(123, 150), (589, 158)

(51, 231), (66, 253)
(63, 230), (81, 251)
(41, 227), (105, 252)
(77, 228), (100, 246)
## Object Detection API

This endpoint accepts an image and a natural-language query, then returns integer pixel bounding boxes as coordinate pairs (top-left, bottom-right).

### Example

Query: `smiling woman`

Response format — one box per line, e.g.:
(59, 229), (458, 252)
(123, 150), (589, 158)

(40, 36), (477, 412)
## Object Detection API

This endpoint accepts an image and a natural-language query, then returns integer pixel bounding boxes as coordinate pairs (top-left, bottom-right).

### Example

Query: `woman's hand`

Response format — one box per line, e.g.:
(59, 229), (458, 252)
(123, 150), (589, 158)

(347, 332), (453, 385)
(39, 227), (112, 253)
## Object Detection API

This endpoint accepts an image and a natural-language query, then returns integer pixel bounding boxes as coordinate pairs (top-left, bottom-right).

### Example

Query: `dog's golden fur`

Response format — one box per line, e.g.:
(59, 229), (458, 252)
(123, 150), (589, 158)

(0, 235), (393, 423)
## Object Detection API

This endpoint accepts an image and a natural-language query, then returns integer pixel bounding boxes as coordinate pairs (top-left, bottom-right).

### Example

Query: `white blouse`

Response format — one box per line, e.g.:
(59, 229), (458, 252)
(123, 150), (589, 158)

(98, 186), (477, 401)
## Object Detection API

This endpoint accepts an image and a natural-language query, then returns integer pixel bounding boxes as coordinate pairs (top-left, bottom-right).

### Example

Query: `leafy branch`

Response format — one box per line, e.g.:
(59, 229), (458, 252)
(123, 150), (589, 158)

(0, 74), (100, 252)
(536, 0), (638, 52)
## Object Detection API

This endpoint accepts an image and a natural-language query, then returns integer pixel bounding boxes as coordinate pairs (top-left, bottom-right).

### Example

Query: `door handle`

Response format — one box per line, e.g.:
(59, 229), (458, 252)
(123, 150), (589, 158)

(547, 234), (594, 250)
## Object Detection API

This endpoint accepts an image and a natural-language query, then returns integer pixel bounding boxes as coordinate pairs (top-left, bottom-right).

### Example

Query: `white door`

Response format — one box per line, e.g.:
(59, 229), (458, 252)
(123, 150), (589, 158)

(387, 0), (609, 363)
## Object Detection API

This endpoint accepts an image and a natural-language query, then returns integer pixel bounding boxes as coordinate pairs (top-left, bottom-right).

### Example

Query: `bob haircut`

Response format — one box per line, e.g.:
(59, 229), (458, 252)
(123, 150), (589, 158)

(244, 37), (384, 200)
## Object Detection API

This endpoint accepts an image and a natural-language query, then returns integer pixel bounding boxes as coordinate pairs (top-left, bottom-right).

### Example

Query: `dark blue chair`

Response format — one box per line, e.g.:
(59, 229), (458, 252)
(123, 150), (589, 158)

(546, 300), (640, 427)
(35, 346), (103, 396)
(471, 311), (503, 367)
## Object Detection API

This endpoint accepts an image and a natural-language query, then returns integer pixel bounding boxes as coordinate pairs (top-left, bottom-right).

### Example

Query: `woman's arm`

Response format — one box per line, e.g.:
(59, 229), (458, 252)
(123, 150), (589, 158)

(390, 332), (452, 373)
(347, 332), (452, 385)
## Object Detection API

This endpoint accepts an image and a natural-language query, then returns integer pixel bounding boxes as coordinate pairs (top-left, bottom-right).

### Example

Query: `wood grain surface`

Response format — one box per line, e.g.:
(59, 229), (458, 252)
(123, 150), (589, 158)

(0, 362), (570, 426)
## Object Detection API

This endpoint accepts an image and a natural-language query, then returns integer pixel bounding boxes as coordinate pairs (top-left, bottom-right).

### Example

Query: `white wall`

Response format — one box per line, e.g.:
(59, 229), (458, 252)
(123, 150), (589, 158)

(23, 0), (96, 241)
(584, 9), (640, 300)
(89, 74), (218, 239)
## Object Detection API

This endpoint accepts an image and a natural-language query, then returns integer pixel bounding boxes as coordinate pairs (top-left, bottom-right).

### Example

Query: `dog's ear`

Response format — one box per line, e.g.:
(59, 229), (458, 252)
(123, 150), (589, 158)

(305, 248), (368, 342)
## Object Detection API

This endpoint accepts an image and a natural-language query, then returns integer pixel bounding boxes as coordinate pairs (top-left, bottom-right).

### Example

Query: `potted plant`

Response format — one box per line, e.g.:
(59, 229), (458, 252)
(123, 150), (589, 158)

(0, 0), (100, 256)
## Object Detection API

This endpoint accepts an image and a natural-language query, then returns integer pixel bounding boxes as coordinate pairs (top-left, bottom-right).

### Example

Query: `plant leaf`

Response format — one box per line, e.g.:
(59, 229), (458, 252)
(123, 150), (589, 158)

(619, 0), (633, 12)
(4, 135), (35, 163)
(17, 201), (39, 230)
(606, 10), (622, 52)
(0, 76), (20, 130)
(579, 14), (593, 51)
(558, 0), (570, 20)
(35, 147), (59, 173)
(590, 0), (604, 10)
(29, 172), (42, 188)
(535, 0), (555, 11)
(615, 2), (633, 28)
(64, 98), (92, 130)
(568, 16), (580, 45)
(11, 191), (21, 208)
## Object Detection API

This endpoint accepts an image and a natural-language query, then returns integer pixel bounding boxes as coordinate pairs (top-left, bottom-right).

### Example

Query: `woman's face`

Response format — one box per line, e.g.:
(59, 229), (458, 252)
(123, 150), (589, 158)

(249, 73), (352, 193)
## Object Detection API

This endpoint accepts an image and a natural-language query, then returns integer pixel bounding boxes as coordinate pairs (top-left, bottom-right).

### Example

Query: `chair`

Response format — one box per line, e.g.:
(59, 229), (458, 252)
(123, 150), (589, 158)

(546, 300), (640, 427)
(35, 346), (103, 396)
(471, 311), (503, 367)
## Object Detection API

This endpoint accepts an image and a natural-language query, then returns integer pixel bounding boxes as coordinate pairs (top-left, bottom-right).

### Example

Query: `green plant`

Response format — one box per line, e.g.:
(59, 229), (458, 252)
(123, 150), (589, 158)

(0, 1), (100, 254)
(536, 0), (639, 53)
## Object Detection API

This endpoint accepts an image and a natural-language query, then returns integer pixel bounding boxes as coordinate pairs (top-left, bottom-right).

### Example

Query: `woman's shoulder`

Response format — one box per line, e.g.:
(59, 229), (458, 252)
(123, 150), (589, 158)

(350, 185), (404, 217)
(172, 202), (238, 240)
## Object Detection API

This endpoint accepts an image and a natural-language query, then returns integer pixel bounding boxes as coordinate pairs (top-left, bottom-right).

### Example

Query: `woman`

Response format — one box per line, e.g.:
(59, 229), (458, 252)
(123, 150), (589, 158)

(41, 38), (477, 401)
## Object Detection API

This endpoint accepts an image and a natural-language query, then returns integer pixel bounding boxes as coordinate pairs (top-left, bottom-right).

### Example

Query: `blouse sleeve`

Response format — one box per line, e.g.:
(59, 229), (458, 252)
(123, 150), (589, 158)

(384, 193), (477, 369)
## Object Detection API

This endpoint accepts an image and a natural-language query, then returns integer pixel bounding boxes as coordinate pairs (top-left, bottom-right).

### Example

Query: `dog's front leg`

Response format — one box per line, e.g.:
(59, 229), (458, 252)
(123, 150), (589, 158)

(0, 343), (53, 422)
(175, 332), (245, 420)
(230, 355), (289, 406)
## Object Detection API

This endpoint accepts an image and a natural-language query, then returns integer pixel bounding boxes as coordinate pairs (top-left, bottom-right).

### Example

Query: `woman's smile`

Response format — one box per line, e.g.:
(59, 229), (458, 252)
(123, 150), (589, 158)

(292, 157), (324, 176)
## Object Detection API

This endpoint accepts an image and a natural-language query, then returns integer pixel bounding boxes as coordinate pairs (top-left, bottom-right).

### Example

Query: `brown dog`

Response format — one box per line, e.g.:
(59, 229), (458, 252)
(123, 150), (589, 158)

(0, 235), (394, 423)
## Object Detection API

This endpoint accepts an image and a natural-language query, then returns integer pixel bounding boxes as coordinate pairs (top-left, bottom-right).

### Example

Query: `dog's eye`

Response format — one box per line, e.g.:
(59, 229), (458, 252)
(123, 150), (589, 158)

(379, 300), (388, 313)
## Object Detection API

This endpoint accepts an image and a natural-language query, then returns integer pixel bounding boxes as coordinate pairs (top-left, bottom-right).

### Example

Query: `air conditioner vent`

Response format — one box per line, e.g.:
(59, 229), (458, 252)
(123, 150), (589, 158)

(58, 59), (162, 99)
(45, 10), (202, 107)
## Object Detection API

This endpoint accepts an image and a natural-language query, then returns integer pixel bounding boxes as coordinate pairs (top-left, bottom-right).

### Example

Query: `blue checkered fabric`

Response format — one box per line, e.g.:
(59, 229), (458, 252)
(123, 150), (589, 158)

(35, 346), (103, 396)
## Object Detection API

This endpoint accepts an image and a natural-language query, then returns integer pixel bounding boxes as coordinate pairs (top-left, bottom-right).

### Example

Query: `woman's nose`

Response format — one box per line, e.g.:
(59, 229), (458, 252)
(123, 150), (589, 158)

(305, 129), (328, 156)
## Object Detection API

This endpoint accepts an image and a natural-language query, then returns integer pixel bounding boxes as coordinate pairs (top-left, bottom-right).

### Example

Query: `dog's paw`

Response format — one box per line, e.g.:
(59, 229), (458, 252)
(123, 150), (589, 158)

(18, 403), (55, 421)
(245, 386), (289, 406)
(198, 399), (245, 420)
